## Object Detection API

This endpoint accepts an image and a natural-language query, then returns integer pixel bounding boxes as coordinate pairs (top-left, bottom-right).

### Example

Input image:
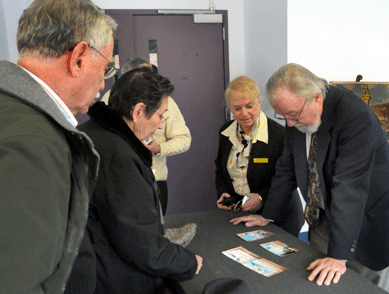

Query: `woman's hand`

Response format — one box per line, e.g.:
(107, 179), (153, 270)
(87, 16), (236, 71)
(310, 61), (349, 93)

(241, 193), (263, 212)
(217, 193), (235, 210)
(229, 214), (270, 227)
(195, 255), (203, 274)
(143, 136), (161, 155)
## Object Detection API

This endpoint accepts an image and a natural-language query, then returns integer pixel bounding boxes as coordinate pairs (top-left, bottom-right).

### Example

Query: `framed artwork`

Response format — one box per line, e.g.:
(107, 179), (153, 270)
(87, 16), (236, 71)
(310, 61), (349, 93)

(330, 81), (389, 141)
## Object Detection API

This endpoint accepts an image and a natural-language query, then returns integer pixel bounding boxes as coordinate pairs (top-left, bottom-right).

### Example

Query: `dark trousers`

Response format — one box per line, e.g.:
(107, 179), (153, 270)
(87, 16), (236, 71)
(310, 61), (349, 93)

(157, 181), (168, 215)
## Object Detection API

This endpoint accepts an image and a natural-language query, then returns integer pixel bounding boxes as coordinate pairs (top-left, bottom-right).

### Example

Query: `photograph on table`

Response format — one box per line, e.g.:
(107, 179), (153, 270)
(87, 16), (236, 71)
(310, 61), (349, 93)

(236, 229), (274, 242)
(260, 240), (299, 257)
(222, 246), (287, 277)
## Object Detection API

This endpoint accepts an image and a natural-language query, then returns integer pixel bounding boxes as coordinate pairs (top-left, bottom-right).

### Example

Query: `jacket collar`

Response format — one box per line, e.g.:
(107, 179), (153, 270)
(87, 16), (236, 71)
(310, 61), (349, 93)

(314, 86), (335, 169)
(20, 66), (78, 127)
(0, 61), (99, 161)
(221, 110), (269, 144)
(0, 60), (80, 132)
(87, 102), (153, 167)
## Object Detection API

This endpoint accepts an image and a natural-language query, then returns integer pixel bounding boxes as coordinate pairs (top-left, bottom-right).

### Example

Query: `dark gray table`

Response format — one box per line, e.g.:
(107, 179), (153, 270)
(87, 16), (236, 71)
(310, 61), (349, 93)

(165, 209), (386, 294)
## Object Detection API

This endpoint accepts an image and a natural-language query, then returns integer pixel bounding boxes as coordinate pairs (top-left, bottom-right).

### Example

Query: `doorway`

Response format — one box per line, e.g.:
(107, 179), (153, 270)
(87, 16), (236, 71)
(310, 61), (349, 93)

(104, 9), (229, 215)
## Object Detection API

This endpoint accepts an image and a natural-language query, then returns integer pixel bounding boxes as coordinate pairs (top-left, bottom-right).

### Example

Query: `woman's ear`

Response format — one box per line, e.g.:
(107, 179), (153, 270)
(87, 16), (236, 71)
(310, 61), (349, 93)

(131, 102), (146, 123)
(68, 41), (89, 77)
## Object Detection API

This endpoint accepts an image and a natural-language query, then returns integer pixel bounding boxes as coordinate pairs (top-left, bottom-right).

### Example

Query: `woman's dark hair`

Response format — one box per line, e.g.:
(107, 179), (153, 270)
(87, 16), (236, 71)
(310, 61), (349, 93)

(108, 67), (174, 120)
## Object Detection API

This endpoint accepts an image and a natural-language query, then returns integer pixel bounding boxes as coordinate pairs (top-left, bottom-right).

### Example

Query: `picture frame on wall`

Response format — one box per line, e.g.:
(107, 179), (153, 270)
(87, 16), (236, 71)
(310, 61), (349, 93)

(330, 81), (389, 142)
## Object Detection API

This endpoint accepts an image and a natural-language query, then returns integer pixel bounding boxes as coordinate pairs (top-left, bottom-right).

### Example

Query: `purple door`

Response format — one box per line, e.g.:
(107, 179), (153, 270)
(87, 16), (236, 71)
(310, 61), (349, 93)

(106, 10), (229, 215)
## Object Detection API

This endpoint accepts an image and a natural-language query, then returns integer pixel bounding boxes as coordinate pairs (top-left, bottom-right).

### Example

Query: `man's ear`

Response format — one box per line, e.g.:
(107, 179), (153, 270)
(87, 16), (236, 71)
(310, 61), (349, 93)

(313, 92), (324, 105)
(68, 41), (89, 77)
(131, 102), (146, 123)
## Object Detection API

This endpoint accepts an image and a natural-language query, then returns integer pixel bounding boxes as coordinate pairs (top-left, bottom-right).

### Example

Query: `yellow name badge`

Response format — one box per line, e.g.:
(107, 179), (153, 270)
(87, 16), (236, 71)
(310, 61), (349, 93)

(253, 158), (268, 163)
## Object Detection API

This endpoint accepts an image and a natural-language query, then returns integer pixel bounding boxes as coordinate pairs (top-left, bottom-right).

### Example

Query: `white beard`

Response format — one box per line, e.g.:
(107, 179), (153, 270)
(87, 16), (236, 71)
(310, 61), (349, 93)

(295, 118), (322, 134)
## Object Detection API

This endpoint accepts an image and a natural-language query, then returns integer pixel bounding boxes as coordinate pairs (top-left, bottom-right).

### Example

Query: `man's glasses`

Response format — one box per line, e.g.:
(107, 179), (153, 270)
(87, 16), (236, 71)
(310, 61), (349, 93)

(274, 99), (306, 122)
(88, 45), (118, 79)
(69, 44), (117, 79)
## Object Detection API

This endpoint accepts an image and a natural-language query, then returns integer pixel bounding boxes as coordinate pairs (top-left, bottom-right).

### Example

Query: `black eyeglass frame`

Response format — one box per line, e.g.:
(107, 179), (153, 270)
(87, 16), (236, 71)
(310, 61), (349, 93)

(88, 44), (118, 79)
(68, 43), (117, 79)
(274, 99), (307, 122)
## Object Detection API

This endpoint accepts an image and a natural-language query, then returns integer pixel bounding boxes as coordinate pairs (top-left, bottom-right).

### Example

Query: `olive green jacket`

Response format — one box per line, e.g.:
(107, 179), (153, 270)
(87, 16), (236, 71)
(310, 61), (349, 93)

(0, 61), (99, 294)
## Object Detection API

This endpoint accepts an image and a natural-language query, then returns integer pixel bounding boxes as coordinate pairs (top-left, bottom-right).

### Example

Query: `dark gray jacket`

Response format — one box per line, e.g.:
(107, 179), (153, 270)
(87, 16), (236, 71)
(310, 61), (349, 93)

(74, 102), (197, 294)
(262, 86), (389, 271)
(0, 61), (99, 293)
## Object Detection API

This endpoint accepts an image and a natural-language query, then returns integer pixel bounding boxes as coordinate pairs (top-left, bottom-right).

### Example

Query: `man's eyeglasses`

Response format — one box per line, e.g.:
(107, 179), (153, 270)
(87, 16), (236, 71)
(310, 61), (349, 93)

(68, 44), (117, 79)
(274, 99), (306, 122)
(88, 45), (118, 79)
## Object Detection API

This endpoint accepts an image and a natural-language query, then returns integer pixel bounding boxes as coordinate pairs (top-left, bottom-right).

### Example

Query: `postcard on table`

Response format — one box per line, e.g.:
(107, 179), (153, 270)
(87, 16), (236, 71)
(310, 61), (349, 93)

(243, 257), (287, 277)
(260, 240), (299, 257)
(222, 246), (287, 277)
(236, 229), (274, 242)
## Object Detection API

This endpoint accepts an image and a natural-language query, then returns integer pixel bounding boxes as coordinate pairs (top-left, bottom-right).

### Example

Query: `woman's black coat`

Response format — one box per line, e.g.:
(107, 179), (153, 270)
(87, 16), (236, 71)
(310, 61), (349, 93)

(69, 102), (197, 294)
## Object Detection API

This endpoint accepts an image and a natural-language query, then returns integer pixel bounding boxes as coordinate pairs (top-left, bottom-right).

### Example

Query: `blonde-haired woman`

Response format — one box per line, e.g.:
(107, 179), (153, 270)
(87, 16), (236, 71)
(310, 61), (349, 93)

(215, 76), (302, 235)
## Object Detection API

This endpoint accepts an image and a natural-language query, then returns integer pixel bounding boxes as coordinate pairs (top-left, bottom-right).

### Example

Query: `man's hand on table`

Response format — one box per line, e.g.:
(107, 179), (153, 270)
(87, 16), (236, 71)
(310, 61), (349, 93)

(241, 193), (263, 212)
(229, 214), (270, 227)
(307, 257), (346, 286)
(229, 214), (346, 286)
(195, 255), (203, 274)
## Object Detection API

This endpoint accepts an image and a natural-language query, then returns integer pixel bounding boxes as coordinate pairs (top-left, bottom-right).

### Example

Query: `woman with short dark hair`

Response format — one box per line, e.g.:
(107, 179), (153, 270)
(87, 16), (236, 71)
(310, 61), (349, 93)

(77, 67), (202, 293)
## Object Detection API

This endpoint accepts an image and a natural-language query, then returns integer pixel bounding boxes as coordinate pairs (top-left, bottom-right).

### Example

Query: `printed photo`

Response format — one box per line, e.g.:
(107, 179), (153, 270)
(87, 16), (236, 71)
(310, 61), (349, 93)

(236, 229), (274, 242)
(260, 240), (299, 257)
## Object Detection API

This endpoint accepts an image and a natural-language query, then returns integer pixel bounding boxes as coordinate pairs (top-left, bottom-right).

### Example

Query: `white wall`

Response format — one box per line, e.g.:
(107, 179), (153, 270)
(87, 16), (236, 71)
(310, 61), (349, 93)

(244, 0), (287, 88)
(1, 0), (25, 62)
(243, 0), (287, 117)
(0, 0), (10, 60)
(2, 0), (246, 80)
(288, 0), (389, 82)
(5, 0), (387, 84)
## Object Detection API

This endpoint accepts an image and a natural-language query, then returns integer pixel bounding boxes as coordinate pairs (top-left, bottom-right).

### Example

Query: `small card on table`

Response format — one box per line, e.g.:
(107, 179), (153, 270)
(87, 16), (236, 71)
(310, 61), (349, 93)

(222, 246), (287, 277)
(260, 240), (299, 257)
(236, 229), (274, 242)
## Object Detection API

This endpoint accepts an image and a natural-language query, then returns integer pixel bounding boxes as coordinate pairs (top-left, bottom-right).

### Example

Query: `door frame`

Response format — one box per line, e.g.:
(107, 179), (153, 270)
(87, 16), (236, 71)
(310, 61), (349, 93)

(104, 9), (230, 95)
